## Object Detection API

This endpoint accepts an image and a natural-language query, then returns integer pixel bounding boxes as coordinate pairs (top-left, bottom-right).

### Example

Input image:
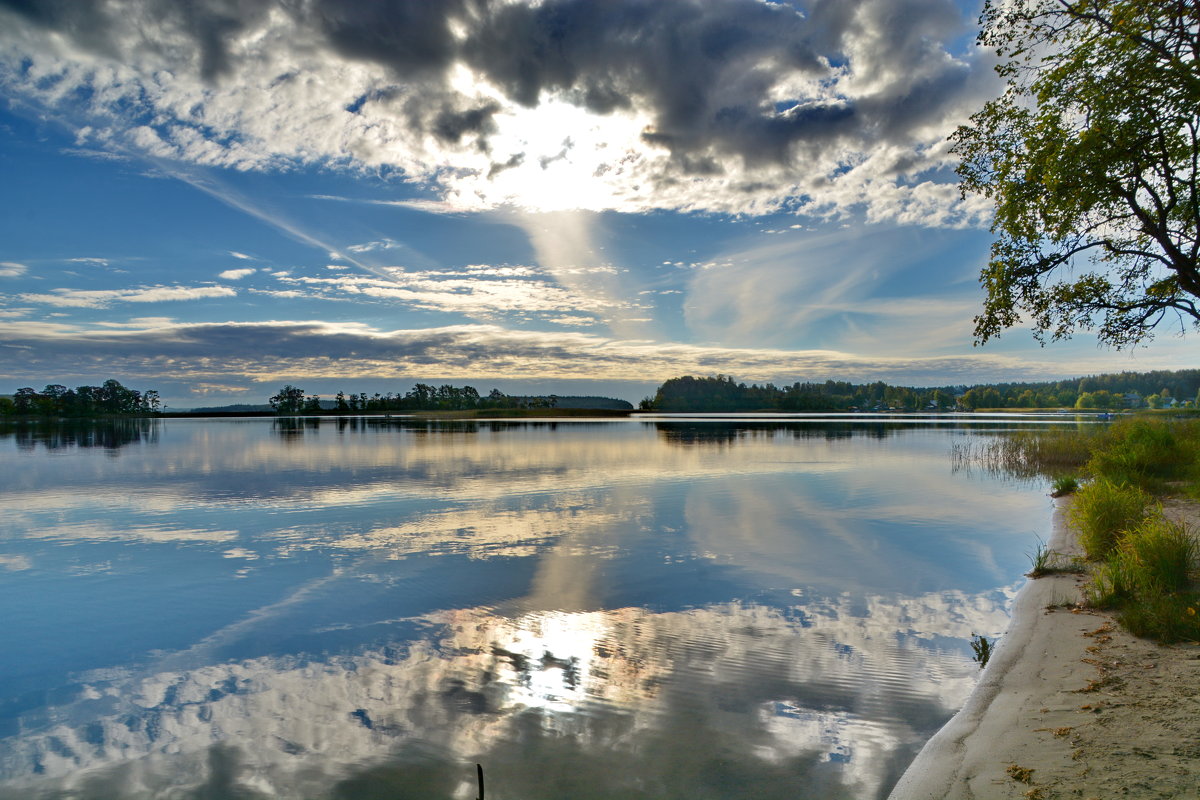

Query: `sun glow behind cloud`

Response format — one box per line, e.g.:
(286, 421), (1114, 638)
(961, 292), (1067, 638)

(0, 0), (998, 223)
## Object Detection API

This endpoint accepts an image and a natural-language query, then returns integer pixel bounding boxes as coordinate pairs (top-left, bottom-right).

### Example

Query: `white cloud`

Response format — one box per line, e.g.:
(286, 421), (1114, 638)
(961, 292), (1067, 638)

(0, 0), (998, 225)
(0, 261), (28, 277)
(229, 251), (254, 260)
(19, 285), (236, 308)
(271, 263), (642, 322)
(346, 238), (402, 254)
(218, 268), (257, 280)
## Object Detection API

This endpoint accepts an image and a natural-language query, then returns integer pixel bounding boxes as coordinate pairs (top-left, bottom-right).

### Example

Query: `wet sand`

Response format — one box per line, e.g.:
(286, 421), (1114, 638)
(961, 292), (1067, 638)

(888, 498), (1200, 799)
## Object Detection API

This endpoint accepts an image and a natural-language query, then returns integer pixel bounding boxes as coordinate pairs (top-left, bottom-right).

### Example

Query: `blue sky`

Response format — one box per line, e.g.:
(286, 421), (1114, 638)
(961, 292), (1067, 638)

(0, 0), (1192, 408)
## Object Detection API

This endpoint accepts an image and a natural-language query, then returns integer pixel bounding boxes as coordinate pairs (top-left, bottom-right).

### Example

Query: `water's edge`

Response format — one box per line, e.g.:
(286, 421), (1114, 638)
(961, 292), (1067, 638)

(887, 497), (1074, 799)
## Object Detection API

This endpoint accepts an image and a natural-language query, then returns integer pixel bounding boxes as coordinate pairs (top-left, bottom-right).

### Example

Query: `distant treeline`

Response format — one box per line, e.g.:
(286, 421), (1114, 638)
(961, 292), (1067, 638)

(0, 380), (160, 417)
(646, 370), (1200, 412)
(267, 383), (633, 414)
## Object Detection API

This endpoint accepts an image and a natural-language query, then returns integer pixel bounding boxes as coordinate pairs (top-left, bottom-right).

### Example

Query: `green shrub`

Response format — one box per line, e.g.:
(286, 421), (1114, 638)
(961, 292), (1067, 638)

(1082, 550), (1140, 608)
(1070, 479), (1155, 560)
(1121, 517), (1196, 595)
(1086, 418), (1200, 490)
(1117, 592), (1200, 643)
(1050, 474), (1079, 496)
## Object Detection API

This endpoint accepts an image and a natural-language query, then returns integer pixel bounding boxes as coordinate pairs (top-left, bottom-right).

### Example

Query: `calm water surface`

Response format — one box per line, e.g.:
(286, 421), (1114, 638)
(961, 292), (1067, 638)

(0, 416), (1060, 799)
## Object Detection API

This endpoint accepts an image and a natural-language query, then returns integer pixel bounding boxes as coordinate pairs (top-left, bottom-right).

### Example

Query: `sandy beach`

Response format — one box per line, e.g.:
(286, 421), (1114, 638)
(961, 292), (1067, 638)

(888, 498), (1200, 800)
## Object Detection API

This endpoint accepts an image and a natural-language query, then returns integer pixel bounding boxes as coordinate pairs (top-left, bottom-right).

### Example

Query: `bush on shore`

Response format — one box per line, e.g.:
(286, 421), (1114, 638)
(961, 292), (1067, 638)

(1086, 418), (1200, 492)
(995, 417), (1200, 643)
(1070, 479), (1155, 560)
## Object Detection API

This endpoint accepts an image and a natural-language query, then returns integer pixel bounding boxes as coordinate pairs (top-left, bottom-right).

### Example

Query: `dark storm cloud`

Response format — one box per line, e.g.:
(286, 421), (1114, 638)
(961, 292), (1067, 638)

(0, 0), (275, 82)
(309, 0), (469, 77)
(2, 0), (983, 182)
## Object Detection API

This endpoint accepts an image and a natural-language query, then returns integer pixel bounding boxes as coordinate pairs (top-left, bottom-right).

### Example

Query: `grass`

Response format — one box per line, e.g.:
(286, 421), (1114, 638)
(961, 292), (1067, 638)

(1082, 515), (1200, 643)
(1086, 418), (1200, 491)
(1026, 538), (1085, 578)
(1050, 474), (1079, 496)
(1069, 479), (1155, 560)
(954, 416), (1200, 643)
(1116, 592), (1200, 642)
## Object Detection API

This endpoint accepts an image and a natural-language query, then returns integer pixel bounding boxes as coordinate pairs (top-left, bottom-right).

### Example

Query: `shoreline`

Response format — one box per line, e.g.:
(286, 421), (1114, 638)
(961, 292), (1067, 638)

(889, 498), (1200, 799)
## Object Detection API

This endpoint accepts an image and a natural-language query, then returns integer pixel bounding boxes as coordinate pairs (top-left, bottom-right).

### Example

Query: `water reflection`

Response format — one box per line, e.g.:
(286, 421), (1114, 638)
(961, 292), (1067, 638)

(0, 589), (1014, 800)
(0, 419), (159, 452)
(0, 418), (1054, 799)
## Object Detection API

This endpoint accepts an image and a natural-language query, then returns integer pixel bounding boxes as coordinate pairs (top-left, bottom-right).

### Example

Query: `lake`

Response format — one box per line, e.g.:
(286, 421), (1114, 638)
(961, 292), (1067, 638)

(0, 415), (1062, 799)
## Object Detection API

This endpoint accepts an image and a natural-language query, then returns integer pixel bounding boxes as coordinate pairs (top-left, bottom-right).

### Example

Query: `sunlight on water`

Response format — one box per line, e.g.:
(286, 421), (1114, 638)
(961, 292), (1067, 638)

(0, 417), (1057, 799)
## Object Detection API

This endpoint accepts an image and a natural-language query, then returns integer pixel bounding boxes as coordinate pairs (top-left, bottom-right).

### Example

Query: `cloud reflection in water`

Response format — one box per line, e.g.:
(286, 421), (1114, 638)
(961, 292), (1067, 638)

(0, 418), (1048, 799)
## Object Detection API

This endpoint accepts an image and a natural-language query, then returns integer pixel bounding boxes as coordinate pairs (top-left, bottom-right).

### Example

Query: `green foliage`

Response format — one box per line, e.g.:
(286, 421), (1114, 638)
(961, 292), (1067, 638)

(268, 385), (308, 414)
(1027, 536), (1085, 578)
(1070, 479), (1155, 560)
(1083, 516), (1194, 604)
(262, 384), (626, 415)
(953, 0), (1200, 348)
(3, 380), (160, 417)
(1082, 548), (1141, 608)
(1074, 391), (1122, 410)
(1083, 515), (1199, 643)
(1050, 474), (1079, 497)
(1085, 418), (1200, 490)
(1124, 516), (1196, 595)
(1116, 592), (1200, 643)
(649, 368), (1200, 413)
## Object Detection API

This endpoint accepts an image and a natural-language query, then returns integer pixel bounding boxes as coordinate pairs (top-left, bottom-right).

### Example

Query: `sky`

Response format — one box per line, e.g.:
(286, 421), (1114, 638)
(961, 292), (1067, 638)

(0, 0), (1193, 408)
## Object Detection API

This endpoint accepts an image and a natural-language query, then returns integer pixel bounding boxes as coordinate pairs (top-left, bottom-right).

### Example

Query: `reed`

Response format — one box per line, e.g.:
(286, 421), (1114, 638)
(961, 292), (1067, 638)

(950, 428), (1096, 480)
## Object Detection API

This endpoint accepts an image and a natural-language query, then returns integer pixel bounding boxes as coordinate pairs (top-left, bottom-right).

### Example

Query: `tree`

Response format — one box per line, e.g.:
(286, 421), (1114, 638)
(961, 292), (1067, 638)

(269, 385), (307, 414)
(953, 0), (1200, 347)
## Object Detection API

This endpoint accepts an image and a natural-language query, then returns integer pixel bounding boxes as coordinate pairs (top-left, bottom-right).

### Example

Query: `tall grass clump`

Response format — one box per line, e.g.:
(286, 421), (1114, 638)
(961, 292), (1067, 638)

(1083, 518), (1194, 604)
(1085, 418), (1200, 491)
(1083, 516), (1200, 643)
(1123, 516), (1196, 594)
(1116, 592), (1200, 643)
(1050, 474), (1079, 497)
(1070, 479), (1155, 560)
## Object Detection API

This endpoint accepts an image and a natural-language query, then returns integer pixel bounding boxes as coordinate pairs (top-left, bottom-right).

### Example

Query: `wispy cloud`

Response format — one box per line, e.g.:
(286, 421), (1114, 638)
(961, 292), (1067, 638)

(0, 261), (28, 277)
(20, 285), (236, 309)
(685, 225), (984, 353)
(273, 267), (632, 320)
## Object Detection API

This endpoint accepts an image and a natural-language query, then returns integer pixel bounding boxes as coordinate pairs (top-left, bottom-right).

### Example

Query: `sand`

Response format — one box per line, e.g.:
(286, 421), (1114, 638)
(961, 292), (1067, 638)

(888, 498), (1200, 800)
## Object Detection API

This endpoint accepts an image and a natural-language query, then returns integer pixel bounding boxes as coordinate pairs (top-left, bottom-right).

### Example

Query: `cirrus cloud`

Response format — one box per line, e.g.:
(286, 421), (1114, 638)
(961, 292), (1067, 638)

(19, 285), (237, 309)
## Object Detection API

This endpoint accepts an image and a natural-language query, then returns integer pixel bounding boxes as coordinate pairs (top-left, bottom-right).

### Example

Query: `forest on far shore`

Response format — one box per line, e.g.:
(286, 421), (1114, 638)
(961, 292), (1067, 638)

(4, 368), (1200, 417)
(643, 370), (1200, 412)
